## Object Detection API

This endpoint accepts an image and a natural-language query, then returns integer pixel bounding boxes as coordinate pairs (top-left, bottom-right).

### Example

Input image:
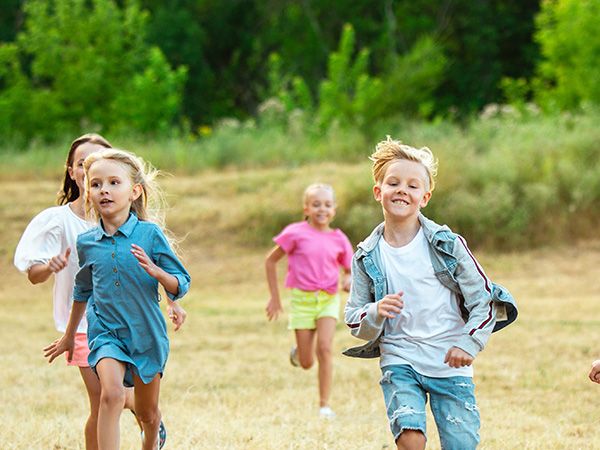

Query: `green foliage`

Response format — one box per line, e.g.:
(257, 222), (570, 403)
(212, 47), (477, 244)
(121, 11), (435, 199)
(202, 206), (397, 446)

(499, 77), (530, 109)
(378, 35), (447, 119)
(0, 0), (186, 142)
(316, 24), (383, 129)
(533, 0), (600, 111)
(0, 0), (543, 130)
(111, 47), (188, 134)
(261, 24), (446, 132)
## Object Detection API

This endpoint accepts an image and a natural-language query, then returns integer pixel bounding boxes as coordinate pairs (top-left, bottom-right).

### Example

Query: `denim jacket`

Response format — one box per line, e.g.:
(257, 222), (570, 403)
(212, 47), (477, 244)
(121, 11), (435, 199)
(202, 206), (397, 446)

(343, 214), (518, 359)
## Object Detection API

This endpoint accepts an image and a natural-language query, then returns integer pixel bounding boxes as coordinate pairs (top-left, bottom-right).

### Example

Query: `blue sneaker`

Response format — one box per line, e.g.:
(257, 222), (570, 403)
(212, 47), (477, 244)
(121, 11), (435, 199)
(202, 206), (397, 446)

(158, 421), (166, 449)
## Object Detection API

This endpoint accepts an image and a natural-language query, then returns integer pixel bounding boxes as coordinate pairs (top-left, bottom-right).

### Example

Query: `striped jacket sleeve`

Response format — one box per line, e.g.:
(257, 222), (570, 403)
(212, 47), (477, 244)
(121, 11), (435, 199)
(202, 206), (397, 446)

(344, 254), (386, 341)
(452, 235), (498, 358)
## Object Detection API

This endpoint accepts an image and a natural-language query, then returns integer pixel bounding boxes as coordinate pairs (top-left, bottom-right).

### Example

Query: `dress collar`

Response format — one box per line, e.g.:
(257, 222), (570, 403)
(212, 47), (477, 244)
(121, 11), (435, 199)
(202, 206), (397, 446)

(94, 212), (139, 240)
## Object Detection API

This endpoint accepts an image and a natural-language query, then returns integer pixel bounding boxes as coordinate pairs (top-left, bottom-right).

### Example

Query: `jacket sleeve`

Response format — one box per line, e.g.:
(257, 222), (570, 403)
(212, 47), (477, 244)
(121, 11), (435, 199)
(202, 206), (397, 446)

(452, 235), (497, 358)
(344, 254), (386, 342)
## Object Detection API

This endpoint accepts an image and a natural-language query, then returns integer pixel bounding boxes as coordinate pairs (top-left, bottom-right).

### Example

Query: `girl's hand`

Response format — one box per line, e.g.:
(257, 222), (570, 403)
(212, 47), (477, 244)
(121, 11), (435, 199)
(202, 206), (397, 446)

(131, 244), (160, 278)
(589, 360), (600, 383)
(266, 297), (283, 321)
(444, 346), (474, 368)
(43, 335), (75, 364)
(377, 292), (404, 319)
(341, 274), (352, 292)
(167, 301), (187, 331)
(48, 247), (71, 274)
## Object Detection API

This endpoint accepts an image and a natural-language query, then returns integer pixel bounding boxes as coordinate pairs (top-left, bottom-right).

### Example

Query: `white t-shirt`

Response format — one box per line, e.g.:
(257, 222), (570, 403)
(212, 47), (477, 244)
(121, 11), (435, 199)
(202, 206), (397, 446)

(379, 227), (473, 378)
(14, 204), (93, 333)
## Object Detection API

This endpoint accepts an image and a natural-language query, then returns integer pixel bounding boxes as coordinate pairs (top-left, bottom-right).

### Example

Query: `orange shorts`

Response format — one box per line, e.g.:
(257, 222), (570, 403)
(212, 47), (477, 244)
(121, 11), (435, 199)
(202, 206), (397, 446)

(66, 333), (90, 367)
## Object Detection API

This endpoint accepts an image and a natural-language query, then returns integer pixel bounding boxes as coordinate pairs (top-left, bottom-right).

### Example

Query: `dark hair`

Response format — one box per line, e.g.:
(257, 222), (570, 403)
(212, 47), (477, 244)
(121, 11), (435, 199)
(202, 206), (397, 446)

(57, 133), (112, 205)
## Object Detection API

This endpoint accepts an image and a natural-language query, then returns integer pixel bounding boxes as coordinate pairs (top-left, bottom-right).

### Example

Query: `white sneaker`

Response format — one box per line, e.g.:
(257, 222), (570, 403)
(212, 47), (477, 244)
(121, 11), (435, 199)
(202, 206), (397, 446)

(289, 344), (299, 367)
(318, 406), (336, 418)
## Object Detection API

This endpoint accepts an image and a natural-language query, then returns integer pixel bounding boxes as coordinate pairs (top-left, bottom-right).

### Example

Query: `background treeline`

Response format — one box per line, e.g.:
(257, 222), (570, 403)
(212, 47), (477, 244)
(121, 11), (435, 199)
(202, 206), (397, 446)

(3, 0), (600, 251)
(0, 0), (569, 141)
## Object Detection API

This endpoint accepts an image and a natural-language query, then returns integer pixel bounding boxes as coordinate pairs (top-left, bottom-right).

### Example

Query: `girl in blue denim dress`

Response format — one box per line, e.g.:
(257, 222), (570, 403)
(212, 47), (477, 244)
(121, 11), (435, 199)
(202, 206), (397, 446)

(45, 149), (190, 450)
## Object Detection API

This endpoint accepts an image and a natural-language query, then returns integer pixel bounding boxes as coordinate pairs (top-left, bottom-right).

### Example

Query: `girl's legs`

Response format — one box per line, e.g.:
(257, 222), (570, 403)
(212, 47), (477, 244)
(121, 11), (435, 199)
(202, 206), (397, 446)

(133, 373), (162, 450)
(294, 328), (316, 369)
(95, 358), (127, 450)
(125, 388), (144, 430)
(79, 367), (101, 450)
(79, 368), (143, 449)
(295, 317), (336, 409)
(315, 317), (336, 408)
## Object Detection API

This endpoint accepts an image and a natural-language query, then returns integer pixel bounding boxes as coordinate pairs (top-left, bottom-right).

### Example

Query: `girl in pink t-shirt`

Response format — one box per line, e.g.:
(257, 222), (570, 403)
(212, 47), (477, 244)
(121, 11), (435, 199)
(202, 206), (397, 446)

(265, 183), (353, 418)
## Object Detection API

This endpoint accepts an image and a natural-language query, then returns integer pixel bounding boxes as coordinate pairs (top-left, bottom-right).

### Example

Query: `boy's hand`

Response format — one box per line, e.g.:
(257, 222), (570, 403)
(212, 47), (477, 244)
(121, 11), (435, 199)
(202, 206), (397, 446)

(589, 360), (600, 383)
(444, 346), (474, 368)
(377, 292), (404, 319)
(43, 335), (75, 364)
(266, 297), (283, 321)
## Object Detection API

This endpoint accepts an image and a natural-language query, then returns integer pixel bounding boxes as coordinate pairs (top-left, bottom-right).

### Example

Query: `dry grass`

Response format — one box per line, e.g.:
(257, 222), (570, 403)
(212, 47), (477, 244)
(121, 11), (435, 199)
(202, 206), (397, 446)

(2, 168), (600, 449)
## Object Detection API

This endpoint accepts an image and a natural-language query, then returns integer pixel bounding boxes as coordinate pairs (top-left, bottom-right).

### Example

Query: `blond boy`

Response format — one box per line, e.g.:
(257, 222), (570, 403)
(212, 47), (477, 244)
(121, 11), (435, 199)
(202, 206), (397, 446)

(344, 136), (517, 450)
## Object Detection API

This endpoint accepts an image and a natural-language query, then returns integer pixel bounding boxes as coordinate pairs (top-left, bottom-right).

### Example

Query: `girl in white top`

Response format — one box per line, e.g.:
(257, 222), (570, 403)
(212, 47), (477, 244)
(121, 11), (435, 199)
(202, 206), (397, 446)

(14, 134), (185, 450)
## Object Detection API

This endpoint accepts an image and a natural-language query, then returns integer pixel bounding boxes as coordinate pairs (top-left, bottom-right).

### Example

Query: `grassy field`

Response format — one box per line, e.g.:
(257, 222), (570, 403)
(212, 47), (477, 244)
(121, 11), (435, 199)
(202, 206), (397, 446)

(2, 167), (600, 449)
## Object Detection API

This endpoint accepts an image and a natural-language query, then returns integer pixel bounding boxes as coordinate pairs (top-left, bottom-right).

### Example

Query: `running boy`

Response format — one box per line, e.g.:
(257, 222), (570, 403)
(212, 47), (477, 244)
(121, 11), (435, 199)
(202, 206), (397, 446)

(343, 136), (517, 450)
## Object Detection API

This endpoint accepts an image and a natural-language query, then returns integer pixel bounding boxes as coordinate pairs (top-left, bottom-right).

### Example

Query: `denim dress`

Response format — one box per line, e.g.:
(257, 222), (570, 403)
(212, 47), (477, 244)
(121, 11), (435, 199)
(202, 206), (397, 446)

(73, 213), (190, 386)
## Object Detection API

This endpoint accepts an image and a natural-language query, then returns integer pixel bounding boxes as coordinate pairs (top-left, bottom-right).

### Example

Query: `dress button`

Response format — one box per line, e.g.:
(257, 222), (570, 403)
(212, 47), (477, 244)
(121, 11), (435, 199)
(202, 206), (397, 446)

(115, 282), (119, 286)
(113, 268), (117, 273)
(111, 240), (115, 244)
(112, 253), (115, 258)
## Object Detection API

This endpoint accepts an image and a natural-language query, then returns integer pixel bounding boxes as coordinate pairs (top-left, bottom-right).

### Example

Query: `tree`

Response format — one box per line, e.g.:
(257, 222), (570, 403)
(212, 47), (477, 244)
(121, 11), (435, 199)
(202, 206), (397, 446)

(533, 0), (600, 111)
(0, 0), (187, 141)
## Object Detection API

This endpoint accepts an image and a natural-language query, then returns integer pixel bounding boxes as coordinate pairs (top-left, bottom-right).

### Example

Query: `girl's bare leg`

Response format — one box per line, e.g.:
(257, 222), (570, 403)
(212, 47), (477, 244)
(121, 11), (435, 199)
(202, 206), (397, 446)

(133, 373), (162, 450)
(295, 328), (316, 369)
(315, 317), (336, 407)
(95, 358), (127, 450)
(79, 367), (101, 450)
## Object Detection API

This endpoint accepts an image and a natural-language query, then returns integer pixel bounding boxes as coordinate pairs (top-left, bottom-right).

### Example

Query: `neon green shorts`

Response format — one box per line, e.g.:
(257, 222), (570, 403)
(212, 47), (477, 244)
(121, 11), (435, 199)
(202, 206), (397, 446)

(288, 288), (340, 330)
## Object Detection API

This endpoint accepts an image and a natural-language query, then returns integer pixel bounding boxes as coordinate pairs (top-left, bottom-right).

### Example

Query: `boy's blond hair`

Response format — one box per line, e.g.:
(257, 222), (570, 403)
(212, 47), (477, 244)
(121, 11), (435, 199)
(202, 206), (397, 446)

(370, 136), (438, 191)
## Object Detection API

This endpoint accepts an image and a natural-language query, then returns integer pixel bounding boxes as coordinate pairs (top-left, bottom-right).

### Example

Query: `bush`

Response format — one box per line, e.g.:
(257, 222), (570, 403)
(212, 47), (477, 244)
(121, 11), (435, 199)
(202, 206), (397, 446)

(0, 0), (187, 142)
(533, 0), (600, 111)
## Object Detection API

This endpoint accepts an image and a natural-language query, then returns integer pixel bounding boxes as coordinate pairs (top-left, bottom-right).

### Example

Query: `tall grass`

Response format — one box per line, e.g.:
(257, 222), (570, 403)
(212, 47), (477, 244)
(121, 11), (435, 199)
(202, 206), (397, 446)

(3, 110), (600, 250)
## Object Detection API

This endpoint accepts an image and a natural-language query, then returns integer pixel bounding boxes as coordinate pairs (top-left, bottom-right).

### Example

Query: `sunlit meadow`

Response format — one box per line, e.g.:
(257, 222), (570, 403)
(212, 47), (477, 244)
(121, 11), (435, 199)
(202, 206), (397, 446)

(2, 164), (600, 449)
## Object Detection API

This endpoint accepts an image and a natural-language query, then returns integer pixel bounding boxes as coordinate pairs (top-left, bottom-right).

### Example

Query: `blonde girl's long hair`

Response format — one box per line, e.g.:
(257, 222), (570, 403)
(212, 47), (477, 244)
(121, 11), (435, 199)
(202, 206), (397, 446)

(83, 149), (179, 251)
(58, 133), (112, 205)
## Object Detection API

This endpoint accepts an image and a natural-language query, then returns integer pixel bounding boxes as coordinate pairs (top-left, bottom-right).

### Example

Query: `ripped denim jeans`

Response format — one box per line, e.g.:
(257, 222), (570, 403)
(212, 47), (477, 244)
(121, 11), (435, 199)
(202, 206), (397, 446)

(380, 365), (480, 450)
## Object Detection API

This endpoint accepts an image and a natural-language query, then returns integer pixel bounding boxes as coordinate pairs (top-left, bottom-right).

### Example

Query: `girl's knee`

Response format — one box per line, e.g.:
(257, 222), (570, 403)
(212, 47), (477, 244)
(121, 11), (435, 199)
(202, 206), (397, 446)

(135, 406), (160, 425)
(316, 342), (333, 361)
(100, 386), (126, 409)
(299, 357), (314, 370)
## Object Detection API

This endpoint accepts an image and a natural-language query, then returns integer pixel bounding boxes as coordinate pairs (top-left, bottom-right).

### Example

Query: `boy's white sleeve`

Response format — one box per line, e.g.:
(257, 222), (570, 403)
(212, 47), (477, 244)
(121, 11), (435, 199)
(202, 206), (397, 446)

(344, 256), (386, 341)
(452, 235), (497, 358)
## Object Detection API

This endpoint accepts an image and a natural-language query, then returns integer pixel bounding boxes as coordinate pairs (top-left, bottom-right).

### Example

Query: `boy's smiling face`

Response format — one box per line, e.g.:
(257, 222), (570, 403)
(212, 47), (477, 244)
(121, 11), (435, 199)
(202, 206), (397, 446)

(374, 159), (431, 223)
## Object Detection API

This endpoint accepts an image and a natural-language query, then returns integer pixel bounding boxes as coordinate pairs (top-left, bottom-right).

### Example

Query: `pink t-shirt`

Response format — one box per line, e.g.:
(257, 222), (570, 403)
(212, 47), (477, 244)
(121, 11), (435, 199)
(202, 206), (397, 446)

(274, 221), (354, 294)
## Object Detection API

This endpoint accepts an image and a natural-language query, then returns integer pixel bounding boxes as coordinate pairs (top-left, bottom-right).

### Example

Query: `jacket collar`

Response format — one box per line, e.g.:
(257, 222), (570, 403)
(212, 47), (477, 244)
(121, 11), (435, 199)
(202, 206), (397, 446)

(357, 214), (451, 254)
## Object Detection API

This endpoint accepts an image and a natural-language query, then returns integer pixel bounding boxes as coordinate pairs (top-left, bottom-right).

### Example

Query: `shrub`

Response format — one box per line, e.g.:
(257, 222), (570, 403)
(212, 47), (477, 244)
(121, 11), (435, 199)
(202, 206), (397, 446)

(0, 0), (187, 142)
